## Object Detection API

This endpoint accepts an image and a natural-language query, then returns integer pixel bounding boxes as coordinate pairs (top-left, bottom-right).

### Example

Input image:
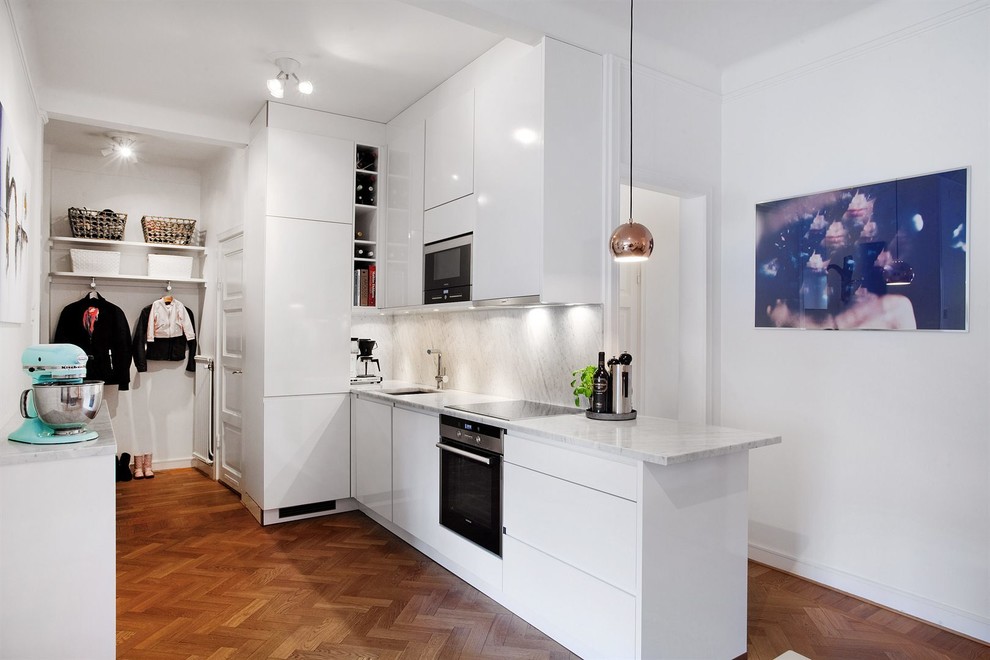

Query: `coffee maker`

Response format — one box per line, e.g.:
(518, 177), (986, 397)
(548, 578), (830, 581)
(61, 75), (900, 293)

(350, 338), (382, 384)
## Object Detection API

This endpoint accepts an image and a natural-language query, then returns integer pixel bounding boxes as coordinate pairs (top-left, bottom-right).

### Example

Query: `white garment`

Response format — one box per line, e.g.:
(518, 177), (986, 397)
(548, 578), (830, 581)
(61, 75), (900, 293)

(146, 298), (196, 343)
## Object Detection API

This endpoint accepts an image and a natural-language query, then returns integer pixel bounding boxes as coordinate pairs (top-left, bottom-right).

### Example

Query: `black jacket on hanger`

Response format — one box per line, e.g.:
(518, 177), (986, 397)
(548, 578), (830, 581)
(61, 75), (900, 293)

(53, 293), (132, 390)
(132, 304), (197, 373)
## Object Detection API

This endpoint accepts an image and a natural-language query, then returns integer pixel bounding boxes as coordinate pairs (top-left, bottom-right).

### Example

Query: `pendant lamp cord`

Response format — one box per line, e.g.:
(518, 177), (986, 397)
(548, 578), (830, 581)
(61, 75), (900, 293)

(628, 0), (634, 224)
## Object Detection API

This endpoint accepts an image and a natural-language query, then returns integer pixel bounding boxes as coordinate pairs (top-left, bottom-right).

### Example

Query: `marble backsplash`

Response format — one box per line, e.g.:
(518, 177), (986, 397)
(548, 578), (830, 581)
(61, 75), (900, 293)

(351, 305), (603, 407)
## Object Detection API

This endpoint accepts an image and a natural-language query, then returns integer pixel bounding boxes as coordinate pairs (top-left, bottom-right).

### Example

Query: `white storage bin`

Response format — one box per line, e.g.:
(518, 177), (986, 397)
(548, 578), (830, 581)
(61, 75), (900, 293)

(70, 249), (120, 275)
(147, 254), (193, 279)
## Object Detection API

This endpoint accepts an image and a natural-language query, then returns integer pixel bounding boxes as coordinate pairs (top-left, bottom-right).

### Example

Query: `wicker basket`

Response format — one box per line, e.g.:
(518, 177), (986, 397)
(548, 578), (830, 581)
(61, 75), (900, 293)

(141, 216), (197, 245)
(70, 249), (121, 275)
(68, 208), (127, 241)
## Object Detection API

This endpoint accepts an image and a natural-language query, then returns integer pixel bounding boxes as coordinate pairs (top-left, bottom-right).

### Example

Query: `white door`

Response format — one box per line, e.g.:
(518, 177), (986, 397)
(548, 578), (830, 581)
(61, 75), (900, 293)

(218, 232), (245, 492)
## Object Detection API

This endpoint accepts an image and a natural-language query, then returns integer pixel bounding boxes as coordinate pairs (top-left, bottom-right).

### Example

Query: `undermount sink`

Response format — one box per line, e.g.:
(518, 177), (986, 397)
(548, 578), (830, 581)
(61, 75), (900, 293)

(380, 387), (438, 396)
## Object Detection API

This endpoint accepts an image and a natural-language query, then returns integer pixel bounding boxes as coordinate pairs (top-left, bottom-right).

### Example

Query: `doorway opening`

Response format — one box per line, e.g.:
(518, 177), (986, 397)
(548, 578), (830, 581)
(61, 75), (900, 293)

(615, 185), (708, 423)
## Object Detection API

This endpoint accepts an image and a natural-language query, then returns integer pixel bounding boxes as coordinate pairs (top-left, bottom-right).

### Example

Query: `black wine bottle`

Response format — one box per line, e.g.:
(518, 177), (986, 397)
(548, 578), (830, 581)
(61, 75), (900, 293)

(591, 351), (610, 413)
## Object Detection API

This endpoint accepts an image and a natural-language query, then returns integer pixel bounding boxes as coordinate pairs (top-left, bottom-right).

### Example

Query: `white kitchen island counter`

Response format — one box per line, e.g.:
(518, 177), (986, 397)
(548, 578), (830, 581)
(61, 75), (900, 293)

(352, 382), (780, 659)
(0, 407), (117, 660)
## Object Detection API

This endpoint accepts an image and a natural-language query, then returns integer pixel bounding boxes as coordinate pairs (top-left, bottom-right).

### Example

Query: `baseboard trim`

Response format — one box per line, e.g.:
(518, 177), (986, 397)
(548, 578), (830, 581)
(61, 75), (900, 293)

(749, 544), (990, 644)
(146, 457), (196, 471)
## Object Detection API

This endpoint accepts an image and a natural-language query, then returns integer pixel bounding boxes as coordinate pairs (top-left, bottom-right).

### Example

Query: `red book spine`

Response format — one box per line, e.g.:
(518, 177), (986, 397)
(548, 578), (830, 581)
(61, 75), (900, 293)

(368, 264), (377, 307)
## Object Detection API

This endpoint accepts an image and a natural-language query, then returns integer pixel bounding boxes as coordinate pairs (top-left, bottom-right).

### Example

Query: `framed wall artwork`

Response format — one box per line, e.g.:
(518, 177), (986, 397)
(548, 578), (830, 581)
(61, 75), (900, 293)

(1, 101), (31, 324)
(755, 168), (968, 331)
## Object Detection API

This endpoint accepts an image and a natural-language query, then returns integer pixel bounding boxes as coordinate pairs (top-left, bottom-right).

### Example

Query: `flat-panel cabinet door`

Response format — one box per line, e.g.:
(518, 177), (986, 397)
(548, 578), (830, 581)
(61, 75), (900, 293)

(352, 397), (393, 521)
(262, 393), (350, 509)
(392, 407), (440, 546)
(267, 128), (353, 222)
(423, 194), (476, 245)
(264, 216), (351, 396)
(424, 90), (474, 211)
(473, 46), (544, 301)
(385, 121), (425, 309)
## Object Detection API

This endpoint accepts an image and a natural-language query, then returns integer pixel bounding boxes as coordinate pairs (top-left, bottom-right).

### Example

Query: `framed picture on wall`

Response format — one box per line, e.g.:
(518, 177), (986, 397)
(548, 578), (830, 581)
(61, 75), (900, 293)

(0, 101), (31, 324)
(755, 168), (968, 331)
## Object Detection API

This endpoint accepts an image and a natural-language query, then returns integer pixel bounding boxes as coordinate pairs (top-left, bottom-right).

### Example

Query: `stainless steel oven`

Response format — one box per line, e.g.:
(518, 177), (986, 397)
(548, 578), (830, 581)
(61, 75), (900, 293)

(437, 413), (502, 556)
(424, 233), (472, 304)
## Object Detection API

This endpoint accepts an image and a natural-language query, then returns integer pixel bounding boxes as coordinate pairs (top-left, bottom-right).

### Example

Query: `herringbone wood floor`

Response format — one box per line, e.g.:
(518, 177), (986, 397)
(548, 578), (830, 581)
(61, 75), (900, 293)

(117, 470), (990, 659)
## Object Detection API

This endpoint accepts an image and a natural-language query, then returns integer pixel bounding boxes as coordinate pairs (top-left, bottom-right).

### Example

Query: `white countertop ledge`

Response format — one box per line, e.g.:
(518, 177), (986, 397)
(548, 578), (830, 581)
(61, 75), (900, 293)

(351, 381), (780, 465)
(1, 406), (118, 467)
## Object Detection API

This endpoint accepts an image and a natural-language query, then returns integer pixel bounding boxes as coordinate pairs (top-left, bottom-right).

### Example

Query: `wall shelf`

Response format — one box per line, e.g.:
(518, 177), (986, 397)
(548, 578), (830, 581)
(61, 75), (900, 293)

(50, 236), (206, 253)
(50, 272), (206, 285)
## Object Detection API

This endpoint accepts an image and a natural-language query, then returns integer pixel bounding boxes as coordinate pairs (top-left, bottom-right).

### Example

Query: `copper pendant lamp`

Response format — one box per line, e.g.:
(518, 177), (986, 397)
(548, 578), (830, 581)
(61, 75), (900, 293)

(610, 0), (654, 262)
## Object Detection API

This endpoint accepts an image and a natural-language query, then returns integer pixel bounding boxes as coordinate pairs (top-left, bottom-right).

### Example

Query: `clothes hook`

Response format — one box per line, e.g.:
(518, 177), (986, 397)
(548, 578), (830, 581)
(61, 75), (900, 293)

(90, 277), (97, 289)
(165, 280), (173, 292)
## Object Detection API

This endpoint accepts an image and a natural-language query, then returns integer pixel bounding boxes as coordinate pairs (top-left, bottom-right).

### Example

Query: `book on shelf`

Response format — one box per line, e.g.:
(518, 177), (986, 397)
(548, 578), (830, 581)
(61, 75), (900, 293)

(359, 268), (369, 306)
(368, 264), (376, 307)
(353, 270), (360, 306)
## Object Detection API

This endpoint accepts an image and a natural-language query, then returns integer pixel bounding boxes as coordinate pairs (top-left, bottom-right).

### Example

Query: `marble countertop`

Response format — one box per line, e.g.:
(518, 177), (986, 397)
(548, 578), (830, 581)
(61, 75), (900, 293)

(351, 381), (780, 465)
(1, 406), (118, 467)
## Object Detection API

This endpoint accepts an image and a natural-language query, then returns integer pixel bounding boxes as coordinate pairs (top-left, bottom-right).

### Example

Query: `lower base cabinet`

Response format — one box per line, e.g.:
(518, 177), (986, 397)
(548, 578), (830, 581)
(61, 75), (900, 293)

(351, 396), (393, 521)
(503, 536), (636, 659)
(392, 407), (440, 547)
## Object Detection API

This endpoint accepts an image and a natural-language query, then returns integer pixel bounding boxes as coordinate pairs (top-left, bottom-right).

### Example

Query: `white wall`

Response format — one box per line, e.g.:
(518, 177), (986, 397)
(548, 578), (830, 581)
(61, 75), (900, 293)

(607, 56), (722, 422)
(618, 185), (680, 418)
(46, 151), (204, 466)
(0, 0), (44, 426)
(721, 3), (989, 641)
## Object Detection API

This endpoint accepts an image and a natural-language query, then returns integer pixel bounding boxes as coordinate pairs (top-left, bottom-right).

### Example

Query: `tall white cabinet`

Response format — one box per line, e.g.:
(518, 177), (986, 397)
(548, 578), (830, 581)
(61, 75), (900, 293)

(473, 37), (603, 304)
(242, 102), (385, 525)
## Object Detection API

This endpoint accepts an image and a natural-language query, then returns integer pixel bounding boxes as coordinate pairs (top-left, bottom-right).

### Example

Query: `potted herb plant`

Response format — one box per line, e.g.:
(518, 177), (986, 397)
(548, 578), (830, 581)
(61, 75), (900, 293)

(570, 365), (596, 409)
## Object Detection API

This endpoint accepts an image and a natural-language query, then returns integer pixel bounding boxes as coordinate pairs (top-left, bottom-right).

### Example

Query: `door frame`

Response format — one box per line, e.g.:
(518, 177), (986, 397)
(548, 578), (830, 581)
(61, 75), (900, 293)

(215, 228), (245, 492)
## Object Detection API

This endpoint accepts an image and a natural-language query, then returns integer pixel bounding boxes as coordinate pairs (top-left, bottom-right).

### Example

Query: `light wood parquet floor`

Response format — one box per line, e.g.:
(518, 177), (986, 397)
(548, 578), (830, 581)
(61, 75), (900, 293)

(117, 469), (990, 659)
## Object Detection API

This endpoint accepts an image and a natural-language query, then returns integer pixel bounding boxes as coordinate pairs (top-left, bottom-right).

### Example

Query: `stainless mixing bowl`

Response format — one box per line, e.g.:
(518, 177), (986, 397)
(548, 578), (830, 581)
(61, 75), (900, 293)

(30, 381), (104, 430)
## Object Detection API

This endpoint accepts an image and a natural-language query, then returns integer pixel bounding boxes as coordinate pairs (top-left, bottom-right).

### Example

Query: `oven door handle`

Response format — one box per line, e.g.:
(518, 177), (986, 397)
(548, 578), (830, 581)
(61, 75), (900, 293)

(436, 442), (492, 465)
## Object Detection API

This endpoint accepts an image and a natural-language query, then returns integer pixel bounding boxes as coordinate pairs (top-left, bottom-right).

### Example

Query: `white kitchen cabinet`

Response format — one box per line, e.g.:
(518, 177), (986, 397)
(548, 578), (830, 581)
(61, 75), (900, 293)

(473, 38), (603, 304)
(352, 395), (393, 521)
(423, 193), (476, 245)
(0, 443), (115, 660)
(392, 406), (440, 547)
(242, 105), (385, 525)
(503, 536), (636, 660)
(424, 89), (474, 211)
(264, 216), (352, 396)
(384, 120), (425, 308)
(503, 432), (638, 658)
(503, 462), (637, 594)
(263, 393), (350, 510)
(266, 127), (353, 223)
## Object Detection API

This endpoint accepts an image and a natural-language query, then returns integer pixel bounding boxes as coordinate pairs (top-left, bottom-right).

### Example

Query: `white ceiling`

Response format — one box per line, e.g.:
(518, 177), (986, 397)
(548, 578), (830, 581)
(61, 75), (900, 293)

(12, 0), (881, 168)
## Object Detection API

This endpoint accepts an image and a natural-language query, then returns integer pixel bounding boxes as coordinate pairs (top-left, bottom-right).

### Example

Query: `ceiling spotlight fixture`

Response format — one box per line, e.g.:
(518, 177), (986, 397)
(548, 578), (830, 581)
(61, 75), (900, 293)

(267, 57), (313, 99)
(101, 132), (137, 161)
(609, 0), (654, 263)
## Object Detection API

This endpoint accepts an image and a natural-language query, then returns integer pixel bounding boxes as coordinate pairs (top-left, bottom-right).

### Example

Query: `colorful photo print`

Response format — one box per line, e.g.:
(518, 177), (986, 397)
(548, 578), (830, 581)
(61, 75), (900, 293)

(755, 168), (968, 331)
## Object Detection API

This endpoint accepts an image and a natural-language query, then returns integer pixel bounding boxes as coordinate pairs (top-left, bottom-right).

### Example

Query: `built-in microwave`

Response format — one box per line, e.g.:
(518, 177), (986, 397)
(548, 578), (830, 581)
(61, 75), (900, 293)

(424, 233), (472, 304)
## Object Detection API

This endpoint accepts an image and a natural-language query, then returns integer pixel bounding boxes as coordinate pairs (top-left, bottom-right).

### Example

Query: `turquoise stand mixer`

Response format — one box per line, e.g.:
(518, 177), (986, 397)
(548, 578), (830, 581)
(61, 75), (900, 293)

(8, 344), (104, 444)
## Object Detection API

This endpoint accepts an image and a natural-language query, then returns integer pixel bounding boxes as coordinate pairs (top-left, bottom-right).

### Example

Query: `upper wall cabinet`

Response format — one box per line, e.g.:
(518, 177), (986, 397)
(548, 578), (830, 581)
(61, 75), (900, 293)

(473, 38), (604, 304)
(424, 90), (475, 211)
(266, 127), (353, 223)
(384, 120), (425, 309)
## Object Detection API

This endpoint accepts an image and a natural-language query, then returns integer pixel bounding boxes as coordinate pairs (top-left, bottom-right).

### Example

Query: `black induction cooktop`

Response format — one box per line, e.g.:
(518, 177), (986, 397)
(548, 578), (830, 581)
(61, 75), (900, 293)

(445, 400), (581, 421)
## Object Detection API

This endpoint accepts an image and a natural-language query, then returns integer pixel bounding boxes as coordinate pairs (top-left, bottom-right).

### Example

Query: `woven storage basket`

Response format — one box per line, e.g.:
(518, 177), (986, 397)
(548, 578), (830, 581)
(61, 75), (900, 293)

(141, 216), (197, 245)
(147, 254), (193, 279)
(68, 208), (127, 241)
(70, 249), (121, 275)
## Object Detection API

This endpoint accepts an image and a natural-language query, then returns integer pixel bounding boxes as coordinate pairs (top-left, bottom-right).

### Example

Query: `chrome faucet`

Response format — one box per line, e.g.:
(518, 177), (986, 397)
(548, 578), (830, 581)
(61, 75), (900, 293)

(426, 349), (448, 390)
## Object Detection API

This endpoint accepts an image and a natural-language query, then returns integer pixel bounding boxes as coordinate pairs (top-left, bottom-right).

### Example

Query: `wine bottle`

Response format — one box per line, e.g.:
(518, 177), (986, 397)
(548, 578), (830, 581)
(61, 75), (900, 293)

(591, 351), (610, 413)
